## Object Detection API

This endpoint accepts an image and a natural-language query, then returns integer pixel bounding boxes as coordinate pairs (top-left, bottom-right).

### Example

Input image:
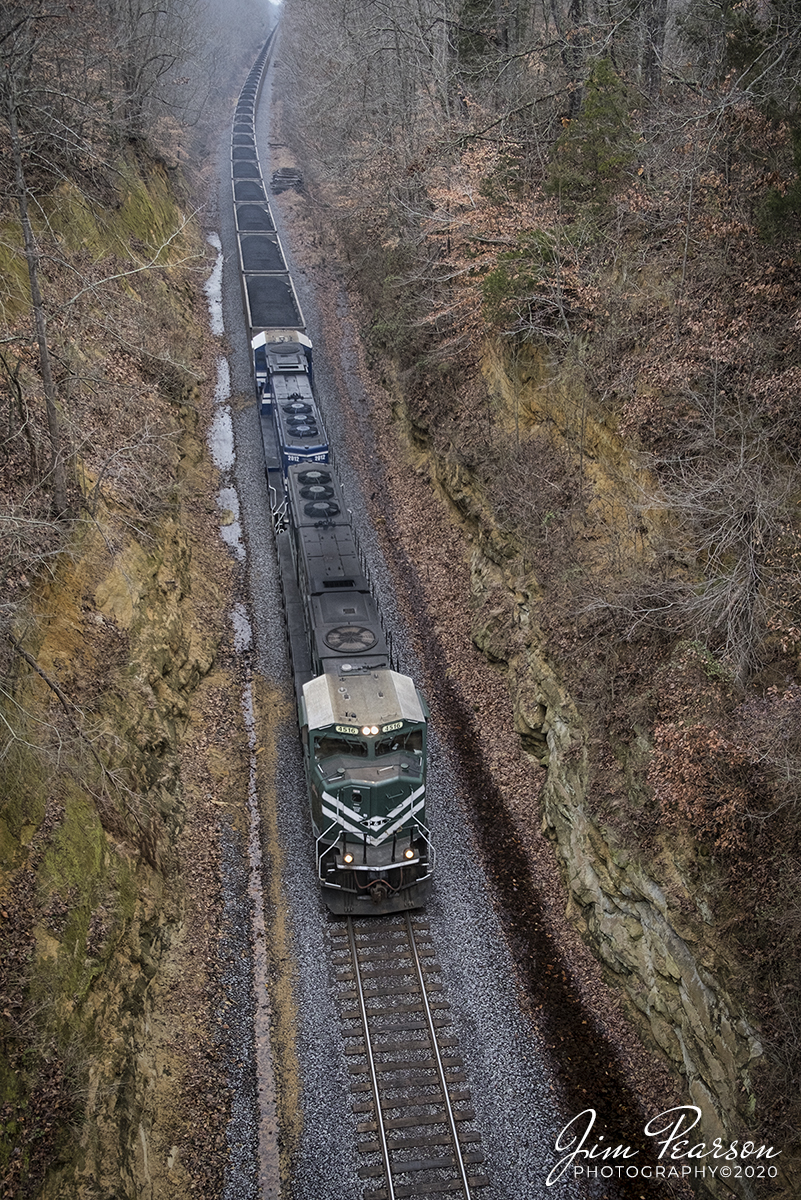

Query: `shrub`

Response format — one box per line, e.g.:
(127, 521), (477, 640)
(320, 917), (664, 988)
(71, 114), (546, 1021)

(481, 229), (573, 338)
(758, 122), (801, 242)
(547, 58), (637, 207)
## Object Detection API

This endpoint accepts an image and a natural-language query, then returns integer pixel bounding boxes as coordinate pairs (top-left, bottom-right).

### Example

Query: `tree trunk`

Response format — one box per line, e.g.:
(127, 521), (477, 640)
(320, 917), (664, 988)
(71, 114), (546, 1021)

(6, 83), (69, 516)
(642, 0), (668, 102)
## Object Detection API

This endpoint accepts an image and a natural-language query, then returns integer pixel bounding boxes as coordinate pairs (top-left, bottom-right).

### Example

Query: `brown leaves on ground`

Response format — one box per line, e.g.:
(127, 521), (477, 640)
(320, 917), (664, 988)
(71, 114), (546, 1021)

(649, 722), (758, 853)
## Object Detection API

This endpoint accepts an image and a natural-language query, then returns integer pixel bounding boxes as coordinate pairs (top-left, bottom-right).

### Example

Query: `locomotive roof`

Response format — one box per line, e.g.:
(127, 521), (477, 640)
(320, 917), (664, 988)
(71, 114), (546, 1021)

(303, 670), (425, 731)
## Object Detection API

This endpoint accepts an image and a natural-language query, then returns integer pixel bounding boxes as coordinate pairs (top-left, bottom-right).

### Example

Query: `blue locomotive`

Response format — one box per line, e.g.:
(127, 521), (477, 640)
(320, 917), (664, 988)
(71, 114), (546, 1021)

(254, 335), (328, 474)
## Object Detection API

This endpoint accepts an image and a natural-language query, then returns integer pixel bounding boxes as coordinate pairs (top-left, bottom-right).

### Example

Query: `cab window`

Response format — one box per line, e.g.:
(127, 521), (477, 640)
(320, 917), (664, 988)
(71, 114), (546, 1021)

(374, 729), (423, 757)
(314, 735), (368, 760)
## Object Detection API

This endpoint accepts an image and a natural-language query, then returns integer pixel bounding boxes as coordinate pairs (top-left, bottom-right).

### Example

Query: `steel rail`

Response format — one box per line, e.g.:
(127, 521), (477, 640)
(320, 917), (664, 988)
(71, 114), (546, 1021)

(405, 912), (473, 1200)
(347, 916), (396, 1200)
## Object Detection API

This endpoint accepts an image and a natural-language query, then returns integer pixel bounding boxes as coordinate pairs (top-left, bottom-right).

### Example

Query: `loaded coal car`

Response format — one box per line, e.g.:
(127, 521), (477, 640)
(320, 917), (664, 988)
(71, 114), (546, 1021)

(254, 333), (327, 474)
(282, 464), (434, 913)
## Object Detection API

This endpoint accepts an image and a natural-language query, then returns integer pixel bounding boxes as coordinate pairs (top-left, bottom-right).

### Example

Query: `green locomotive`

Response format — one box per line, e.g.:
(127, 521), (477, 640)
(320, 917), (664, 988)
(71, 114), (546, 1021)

(279, 464), (434, 914)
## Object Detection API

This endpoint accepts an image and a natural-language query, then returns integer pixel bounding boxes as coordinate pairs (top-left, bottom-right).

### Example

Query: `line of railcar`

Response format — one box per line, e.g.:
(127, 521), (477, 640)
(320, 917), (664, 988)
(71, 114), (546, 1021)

(231, 34), (434, 914)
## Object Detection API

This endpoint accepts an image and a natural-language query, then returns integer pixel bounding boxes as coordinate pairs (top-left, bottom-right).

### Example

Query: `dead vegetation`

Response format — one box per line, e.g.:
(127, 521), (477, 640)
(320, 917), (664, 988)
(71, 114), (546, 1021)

(276, 0), (801, 1173)
(0, 7), (275, 1193)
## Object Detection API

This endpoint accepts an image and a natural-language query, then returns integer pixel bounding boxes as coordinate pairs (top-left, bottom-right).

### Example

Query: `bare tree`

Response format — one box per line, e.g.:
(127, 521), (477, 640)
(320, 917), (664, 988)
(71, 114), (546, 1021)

(641, 0), (669, 100)
(0, 0), (227, 513)
(594, 390), (801, 686)
(1, 8), (76, 514)
(101, 0), (209, 142)
(655, 396), (798, 684)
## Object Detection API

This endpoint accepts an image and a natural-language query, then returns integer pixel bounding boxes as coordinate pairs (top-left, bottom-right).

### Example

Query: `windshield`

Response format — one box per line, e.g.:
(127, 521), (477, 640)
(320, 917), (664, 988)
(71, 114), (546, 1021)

(314, 734), (368, 760)
(375, 729), (423, 757)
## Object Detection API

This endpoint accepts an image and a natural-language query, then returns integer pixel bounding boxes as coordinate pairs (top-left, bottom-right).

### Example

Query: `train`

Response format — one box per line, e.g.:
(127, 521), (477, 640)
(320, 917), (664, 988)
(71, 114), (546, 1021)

(254, 335), (328, 473)
(231, 32), (434, 914)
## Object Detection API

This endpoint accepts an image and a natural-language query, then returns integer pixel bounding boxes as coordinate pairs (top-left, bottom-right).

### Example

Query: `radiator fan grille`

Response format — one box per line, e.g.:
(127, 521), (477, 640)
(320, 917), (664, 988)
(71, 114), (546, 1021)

(324, 625), (377, 652)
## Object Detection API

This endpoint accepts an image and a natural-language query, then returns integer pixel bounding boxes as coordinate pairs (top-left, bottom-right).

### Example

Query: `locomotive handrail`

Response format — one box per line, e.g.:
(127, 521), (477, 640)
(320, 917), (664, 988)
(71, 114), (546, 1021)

(316, 821), (342, 885)
(415, 818), (436, 877)
(272, 496), (288, 532)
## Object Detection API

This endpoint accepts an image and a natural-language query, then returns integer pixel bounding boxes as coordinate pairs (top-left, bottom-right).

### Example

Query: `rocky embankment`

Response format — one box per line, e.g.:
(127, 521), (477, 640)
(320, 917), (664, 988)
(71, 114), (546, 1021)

(1, 423), (238, 1197)
(0, 161), (245, 1193)
(419, 343), (778, 1198)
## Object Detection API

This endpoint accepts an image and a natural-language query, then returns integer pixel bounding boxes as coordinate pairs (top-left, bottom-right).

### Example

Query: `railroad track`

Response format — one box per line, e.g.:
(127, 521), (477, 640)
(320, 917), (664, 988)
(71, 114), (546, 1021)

(330, 913), (490, 1200)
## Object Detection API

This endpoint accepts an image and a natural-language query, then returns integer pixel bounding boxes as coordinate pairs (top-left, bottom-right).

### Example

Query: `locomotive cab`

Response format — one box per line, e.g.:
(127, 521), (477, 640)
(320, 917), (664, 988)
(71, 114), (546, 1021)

(301, 669), (433, 913)
(253, 344), (268, 401)
(252, 332), (313, 414)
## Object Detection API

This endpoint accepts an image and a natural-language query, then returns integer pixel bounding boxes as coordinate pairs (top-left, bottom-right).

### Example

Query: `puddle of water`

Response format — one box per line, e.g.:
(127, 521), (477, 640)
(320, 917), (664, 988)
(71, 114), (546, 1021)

(204, 233), (225, 335)
(215, 356), (231, 405)
(231, 602), (253, 654)
(242, 680), (281, 1198)
(206, 223), (279, 1196)
(218, 487), (246, 561)
(209, 406), (236, 472)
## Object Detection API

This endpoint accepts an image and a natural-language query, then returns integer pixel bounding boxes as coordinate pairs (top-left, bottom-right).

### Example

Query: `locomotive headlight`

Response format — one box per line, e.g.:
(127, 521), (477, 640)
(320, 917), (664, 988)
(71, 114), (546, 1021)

(361, 725), (379, 736)
(343, 852), (354, 864)
(404, 848), (415, 860)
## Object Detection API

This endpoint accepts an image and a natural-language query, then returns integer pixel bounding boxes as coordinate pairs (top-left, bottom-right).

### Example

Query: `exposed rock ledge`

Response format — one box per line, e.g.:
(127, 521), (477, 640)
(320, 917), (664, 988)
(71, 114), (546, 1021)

(423, 343), (777, 1200)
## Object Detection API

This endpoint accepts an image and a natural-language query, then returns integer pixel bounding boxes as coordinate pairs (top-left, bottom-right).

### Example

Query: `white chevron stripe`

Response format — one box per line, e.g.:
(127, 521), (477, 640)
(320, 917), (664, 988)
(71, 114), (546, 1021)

(385, 784), (425, 822)
(321, 789), (362, 829)
(379, 795), (427, 843)
(321, 806), (365, 839)
(321, 786), (426, 848)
